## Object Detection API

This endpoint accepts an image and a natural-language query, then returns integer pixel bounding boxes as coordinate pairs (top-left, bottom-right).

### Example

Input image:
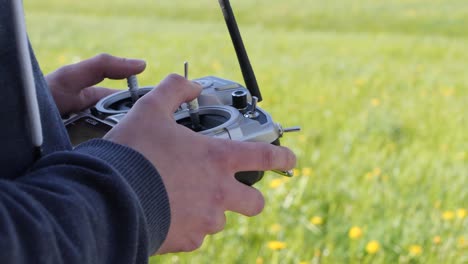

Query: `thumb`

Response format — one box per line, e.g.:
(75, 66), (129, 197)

(142, 74), (202, 114)
(47, 53), (146, 92)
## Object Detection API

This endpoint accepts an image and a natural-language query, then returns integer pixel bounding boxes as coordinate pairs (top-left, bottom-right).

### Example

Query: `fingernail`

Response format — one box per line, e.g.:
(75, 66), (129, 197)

(128, 58), (146, 67)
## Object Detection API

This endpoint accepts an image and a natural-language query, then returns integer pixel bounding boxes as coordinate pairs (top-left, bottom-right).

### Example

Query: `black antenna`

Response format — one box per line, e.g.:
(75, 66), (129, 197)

(218, 0), (262, 102)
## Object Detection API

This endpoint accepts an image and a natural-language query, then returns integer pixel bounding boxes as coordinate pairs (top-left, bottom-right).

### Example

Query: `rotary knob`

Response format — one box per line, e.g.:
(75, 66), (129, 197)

(231, 90), (248, 111)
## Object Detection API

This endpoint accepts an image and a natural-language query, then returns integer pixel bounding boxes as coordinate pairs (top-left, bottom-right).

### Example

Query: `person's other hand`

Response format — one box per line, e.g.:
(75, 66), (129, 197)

(45, 53), (146, 115)
(103, 74), (296, 254)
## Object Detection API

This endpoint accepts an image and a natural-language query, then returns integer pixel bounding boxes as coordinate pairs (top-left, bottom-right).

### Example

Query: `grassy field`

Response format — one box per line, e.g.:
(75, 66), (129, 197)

(25, 0), (467, 263)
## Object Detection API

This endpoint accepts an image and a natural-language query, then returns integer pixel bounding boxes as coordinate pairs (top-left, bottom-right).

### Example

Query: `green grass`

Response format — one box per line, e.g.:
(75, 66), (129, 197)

(25, 0), (467, 263)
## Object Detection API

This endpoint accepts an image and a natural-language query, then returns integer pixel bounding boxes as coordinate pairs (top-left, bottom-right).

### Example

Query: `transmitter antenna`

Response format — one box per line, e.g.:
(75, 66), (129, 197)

(218, 0), (262, 102)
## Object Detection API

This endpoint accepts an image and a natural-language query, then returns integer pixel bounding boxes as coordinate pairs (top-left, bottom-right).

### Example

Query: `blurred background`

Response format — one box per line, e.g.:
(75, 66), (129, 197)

(25, 0), (467, 263)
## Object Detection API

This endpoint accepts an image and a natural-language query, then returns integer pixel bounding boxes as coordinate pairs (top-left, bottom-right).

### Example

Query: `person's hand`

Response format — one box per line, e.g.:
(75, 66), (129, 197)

(103, 74), (296, 254)
(45, 53), (146, 116)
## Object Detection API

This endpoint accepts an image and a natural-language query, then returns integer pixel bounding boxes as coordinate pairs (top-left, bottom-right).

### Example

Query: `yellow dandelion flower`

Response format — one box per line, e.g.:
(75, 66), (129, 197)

(457, 237), (467, 249)
(302, 167), (312, 176)
(382, 174), (389, 182)
(211, 60), (222, 71)
(365, 172), (374, 181)
(267, 241), (287, 250)
(299, 262), (308, 264)
(442, 210), (455, 221)
(386, 143), (396, 152)
(409, 245), (423, 256)
(298, 135), (307, 143)
(433, 236), (441, 245)
(348, 226), (363, 240)
(57, 54), (66, 64)
(440, 144), (448, 152)
(256, 257), (264, 264)
(372, 167), (382, 176)
(310, 216), (323, 226)
(269, 178), (284, 189)
(405, 9), (417, 17)
(314, 249), (321, 257)
(455, 151), (466, 161)
(293, 168), (301, 177)
(269, 223), (282, 233)
(371, 98), (380, 107)
(354, 78), (366, 87)
(318, 96), (326, 104)
(365, 240), (380, 254)
(456, 208), (467, 219)
(440, 87), (454, 97)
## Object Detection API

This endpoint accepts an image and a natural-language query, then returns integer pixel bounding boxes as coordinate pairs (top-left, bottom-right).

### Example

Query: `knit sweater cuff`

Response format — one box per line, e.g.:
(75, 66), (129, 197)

(74, 139), (170, 254)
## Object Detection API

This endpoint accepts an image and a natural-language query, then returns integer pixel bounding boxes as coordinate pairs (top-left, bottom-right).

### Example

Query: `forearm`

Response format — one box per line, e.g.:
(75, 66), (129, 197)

(0, 139), (170, 264)
(74, 139), (171, 253)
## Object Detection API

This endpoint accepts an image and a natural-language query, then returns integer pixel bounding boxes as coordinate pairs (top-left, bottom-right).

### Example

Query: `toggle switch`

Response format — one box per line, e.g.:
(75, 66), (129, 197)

(245, 96), (260, 119)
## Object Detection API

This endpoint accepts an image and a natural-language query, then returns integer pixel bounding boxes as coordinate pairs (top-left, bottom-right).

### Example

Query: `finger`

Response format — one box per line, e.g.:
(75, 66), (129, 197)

(223, 181), (265, 216)
(48, 53), (146, 92)
(225, 141), (296, 172)
(143, 73), (202, 113)
(79, 86), (119, 109)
